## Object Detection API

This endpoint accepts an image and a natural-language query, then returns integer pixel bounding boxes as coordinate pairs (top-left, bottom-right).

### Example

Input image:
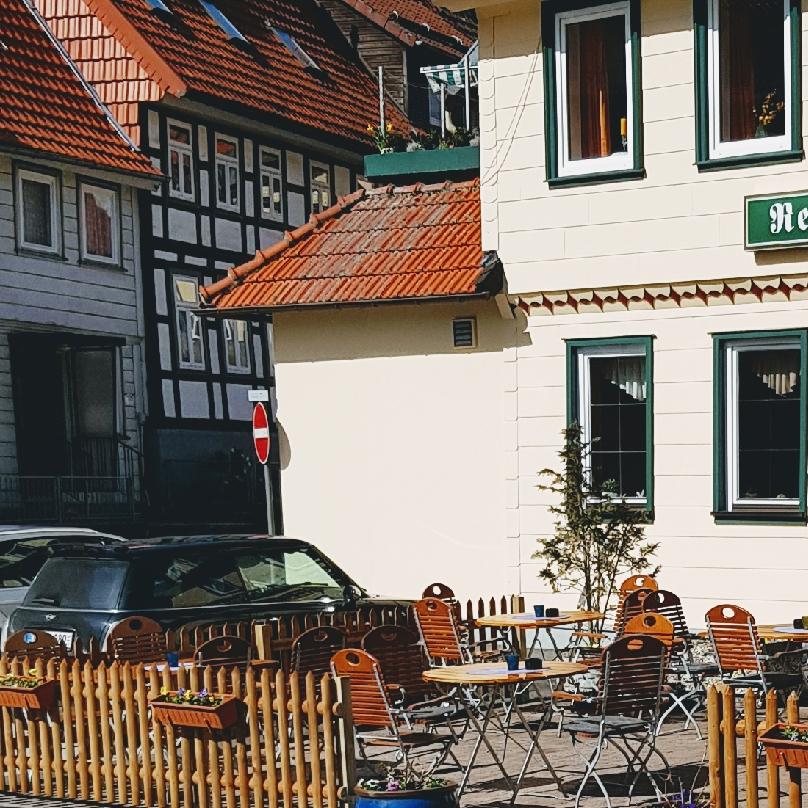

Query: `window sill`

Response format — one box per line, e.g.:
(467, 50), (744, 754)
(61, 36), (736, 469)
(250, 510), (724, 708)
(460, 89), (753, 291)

(697, 149), (804, 172)
(81, 258), (124, 271)
(548, 167), (646, 189)
(712, 510), (806, 525)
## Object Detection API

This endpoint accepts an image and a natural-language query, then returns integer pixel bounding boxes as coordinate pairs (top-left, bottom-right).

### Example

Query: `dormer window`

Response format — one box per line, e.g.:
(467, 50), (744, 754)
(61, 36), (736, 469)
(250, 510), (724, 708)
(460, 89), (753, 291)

(198, 0), (246, 42)
(271, 27), (323, 75)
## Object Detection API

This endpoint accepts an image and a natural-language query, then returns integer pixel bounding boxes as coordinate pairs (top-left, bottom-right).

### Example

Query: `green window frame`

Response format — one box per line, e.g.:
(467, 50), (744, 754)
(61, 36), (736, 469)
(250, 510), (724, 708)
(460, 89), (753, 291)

(694, 0), (802, 171)
(566, 336), (654, 513)
(542, 0), (644, 188)
(713, 329), (808, 523)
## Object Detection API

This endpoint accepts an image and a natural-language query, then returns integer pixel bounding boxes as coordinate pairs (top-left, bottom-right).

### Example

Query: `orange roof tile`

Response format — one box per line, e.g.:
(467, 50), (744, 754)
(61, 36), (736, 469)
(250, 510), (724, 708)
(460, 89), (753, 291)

(200, 179), (498, 310)
(88, 0), (412, 150)
(0, 0), (158, 176)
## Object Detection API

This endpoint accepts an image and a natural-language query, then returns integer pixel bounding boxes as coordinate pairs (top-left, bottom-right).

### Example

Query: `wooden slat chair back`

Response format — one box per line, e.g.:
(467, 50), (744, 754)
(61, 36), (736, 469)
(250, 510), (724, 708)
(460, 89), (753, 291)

(422, 583), (456, 601)
(413, 597), (465, 664)
(613, 575), (658, 630)
(331, 648), (395, 730)
(642, 589), (689, 638)
(195, 634), (251, 669)
(601, 634), (667, 718)
(108, 616), (167, 663)
(292, 625), (347, 678)
(362, 625), (429, 704)
(615, 588), (654, 636)
(705, 604), (762, 675)
(4, 629), (69, 661)
(623, 613), (675, 651)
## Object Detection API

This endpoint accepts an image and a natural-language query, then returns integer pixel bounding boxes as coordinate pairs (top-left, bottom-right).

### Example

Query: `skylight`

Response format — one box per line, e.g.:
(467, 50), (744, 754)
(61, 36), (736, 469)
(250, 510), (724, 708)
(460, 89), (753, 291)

(198, 0), (246, 42)
(271, 27), (322, 73)
(144, 0), (171, 12)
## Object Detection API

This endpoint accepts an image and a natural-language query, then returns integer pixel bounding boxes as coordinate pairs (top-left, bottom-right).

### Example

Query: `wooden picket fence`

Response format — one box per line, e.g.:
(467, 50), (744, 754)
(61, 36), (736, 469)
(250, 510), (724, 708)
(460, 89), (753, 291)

(0, 654), (356, 808)
(707, 684), (804, 808)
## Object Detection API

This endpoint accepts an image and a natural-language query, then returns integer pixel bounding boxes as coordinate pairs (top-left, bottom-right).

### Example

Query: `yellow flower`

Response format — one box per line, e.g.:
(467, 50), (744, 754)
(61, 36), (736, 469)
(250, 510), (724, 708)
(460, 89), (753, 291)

(386, 123), (393, 132)
(28, 669), (37, 677)
(366, 124), (374, 133)
(160, 686), (168, 696)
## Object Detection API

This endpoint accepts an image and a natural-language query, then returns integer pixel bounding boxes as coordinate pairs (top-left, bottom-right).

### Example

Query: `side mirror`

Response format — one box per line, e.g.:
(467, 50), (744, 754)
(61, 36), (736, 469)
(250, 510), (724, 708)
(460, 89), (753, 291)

(342, 585), (360, 606)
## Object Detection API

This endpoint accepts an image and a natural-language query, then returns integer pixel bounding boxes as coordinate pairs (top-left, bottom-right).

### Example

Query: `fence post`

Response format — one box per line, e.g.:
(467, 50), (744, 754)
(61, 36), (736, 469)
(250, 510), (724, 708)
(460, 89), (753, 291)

(765, 690), (779, 808)
(743, 689), (758, 808)
(787, 691), (801, 808)
(707, 684), (723, 808)
(721, 685), (738, 808)
(334, 675), (357, 805)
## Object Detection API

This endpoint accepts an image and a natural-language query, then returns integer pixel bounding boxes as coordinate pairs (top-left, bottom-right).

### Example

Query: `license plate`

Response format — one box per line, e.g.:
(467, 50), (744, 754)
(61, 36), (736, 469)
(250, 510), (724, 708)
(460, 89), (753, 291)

(48, 630), (74, 648)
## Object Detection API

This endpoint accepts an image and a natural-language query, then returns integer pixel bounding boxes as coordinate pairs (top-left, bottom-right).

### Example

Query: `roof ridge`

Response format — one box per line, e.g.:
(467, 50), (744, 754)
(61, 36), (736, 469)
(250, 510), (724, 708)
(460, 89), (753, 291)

(366, 177), (478, 196)
(200, 187), (367, 302)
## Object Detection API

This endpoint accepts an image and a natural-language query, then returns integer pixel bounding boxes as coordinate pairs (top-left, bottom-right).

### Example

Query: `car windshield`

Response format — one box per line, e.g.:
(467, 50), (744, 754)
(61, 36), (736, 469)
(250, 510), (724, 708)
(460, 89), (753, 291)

(23, 558), (128, 609)
(238, 550), (343, 601)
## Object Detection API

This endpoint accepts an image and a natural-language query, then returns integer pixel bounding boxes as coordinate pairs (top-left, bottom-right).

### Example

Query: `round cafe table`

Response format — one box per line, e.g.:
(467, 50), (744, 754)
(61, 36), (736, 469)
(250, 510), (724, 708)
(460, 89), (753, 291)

(755, 625), (808, 643)
(476, 609), (604, 660)
(424, 660), (588, 800)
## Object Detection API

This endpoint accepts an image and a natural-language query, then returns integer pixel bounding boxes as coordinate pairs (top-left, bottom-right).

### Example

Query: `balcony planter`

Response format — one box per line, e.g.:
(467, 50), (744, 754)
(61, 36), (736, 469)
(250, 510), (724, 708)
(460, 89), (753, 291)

(355, 781), (457, 808)
(760, 723), (808, 767)
(151, 692), (240, 730)
(0, 677), (58, 712)
(363, 146), (479, 181)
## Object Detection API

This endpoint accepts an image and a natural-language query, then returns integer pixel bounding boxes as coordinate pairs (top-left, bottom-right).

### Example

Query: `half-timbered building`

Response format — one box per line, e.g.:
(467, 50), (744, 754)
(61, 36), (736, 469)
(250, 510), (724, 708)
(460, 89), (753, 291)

(37, 0), (411, 531)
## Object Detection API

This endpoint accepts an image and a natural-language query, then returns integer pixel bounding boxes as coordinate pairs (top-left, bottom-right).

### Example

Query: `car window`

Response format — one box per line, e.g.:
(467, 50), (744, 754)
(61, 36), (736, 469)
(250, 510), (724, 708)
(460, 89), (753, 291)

(131, 554), (246, 609)
(0, 538), (51, 587)
(237, 550), (342, 600)
(23, 558), (128, 609)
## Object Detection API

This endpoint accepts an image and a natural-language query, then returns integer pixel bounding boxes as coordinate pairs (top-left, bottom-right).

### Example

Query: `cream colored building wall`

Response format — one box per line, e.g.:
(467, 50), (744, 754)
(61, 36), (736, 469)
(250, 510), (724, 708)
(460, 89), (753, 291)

(272, 300), (515, 602)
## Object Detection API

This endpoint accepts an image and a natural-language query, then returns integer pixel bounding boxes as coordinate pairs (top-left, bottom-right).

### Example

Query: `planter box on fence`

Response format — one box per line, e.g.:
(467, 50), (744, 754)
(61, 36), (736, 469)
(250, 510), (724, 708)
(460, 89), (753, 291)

(759, 723), (808, 767)
(151, 693), (240, 730)
(0, 679), (57, 711)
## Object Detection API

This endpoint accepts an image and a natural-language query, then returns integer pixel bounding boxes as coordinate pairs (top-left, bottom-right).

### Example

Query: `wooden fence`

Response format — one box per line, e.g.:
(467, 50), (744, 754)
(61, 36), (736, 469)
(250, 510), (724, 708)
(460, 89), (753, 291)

(0, 655), (356, 808)
(707, 684), (802, 808)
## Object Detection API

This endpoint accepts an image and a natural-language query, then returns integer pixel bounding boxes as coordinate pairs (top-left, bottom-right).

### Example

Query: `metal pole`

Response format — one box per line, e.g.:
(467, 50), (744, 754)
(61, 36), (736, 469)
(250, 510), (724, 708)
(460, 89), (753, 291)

(440, 85), (446, 137)
(464, 53), (471, 129)
(263, 463), (275, 535)
(378, 65), (385, 131)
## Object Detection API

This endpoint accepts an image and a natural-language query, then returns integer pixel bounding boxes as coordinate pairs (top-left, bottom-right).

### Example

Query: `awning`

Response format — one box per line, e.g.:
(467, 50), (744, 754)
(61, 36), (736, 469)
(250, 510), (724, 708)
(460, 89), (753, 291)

(421, 41), (478, 94)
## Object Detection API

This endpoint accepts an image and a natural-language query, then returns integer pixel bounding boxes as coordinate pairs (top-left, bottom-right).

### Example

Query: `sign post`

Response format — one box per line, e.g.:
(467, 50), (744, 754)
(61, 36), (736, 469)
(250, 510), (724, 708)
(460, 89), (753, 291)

(251, 400), (275, 535)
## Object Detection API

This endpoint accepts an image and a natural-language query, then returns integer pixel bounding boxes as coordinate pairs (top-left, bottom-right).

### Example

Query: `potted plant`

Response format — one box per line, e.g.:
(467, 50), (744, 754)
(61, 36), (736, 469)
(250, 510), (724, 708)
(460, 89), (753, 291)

(150, 687), (240, 730)
(760, 723), (808, 767)
(0, 670), (58, 712)
(355, 770), (457, 808)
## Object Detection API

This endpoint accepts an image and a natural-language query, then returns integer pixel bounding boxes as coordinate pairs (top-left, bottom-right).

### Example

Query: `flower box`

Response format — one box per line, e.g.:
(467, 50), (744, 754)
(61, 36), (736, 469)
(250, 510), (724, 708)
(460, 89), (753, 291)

(355, 783), (458, 808)
(151, 692), (240, 730)
(759, 723), (808, 768)
(0, 679), (57, 712)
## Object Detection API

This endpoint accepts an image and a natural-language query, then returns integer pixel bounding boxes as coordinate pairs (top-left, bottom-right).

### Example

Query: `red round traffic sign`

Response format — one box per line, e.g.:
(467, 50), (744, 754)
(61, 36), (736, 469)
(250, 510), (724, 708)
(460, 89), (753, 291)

(252, 403), (270, 464)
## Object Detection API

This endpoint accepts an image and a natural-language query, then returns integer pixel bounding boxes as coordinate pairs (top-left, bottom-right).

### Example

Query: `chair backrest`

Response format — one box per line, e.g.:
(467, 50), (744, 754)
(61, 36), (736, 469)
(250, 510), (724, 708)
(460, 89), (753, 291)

(600, 634), (667, 718)
(615, 588), (654, 635)
(195, 635), (251, 668)
(623, 613), (675, 650)
(413, 597), (464, 663)
(292, 626), (347, 678)
(331, 648), (395, 730)
(643, 589), (689, 639)
(108, 616), (167, 662)
(613, 575), (658, 632)
(422, 583), (456, 601)
(706, 604), (761, 674)
(5, 629), (68, 661)
(362, 625), (429, 702)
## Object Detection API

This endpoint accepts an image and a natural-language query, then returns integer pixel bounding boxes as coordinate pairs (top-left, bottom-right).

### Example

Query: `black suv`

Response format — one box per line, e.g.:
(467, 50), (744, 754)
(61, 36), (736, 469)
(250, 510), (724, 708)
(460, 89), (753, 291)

(8, 534), (399, 648)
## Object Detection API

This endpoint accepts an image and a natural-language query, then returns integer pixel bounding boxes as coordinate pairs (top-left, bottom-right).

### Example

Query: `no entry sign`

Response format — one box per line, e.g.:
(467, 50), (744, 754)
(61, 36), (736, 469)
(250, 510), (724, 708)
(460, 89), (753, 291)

(252, 402), (270, 464)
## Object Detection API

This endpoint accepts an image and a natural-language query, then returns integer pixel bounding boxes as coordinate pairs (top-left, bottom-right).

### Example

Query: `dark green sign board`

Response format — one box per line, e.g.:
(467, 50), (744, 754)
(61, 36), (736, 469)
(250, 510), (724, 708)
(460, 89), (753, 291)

(746, 192), (808, 250)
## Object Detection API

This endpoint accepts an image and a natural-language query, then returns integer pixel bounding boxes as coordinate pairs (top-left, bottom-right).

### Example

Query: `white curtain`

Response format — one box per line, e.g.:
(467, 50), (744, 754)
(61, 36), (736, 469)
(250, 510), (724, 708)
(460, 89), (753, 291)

(747, 350), (800, 396)
(607, 357), (646, 402)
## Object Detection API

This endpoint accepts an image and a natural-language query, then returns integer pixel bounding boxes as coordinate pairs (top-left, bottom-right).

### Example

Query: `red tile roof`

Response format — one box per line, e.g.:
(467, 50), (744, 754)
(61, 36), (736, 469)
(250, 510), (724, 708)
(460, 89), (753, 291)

(200, 179), (498, 310)
(86, 0), (411, 150)
(0, 0), (157, 176)
(335, 0), (475, 57)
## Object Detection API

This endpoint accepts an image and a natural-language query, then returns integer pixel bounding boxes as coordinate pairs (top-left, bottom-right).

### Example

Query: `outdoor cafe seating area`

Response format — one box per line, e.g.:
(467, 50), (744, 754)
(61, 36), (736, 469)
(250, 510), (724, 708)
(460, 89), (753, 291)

(3, 577), (808, 807)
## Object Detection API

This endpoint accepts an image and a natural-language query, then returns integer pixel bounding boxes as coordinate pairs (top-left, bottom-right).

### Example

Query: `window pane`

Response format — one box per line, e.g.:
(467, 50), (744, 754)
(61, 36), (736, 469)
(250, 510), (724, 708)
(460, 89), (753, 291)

(217, 163), (226, 203)
(182, 153), (192, 196)
(170, 150), (181, 191)
(83, 187), (114, 258)
(565, 14), (628, 160)
(591, 404), (619, 451)
(175, 279), (197, 303)
(261, 150), (280, 170)
(169, 124), (191, 144)
(228, 165), (238, 206)
(312, 165), (329, 185)
(718, 0), (785, 143)
(22, 178), (52, 246)
(216, 137), (237, 158)
(736, 347), (800, 500)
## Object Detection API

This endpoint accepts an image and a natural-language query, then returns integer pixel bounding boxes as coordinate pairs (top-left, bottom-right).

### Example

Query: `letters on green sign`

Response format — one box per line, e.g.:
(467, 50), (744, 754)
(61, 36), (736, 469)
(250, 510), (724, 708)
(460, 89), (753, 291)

(746, 193), (808, 249)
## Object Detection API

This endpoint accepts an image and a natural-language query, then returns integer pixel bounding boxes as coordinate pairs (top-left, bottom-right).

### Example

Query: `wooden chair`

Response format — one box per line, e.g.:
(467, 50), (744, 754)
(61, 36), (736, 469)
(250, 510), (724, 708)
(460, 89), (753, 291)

(291, 626), (346, 678)
(563, 635), (669, 808)
(195, 635), (251, 669)
(362, 625), (430, 704)
(5, 629), (69, 661)
(623, 612), (675, 650)
(108, 616), (167, 663)
(705, 604), (804, 694)
(331, 648), (456, 771)
(422, 583), (456, 601)
(613, 575), (658, 629)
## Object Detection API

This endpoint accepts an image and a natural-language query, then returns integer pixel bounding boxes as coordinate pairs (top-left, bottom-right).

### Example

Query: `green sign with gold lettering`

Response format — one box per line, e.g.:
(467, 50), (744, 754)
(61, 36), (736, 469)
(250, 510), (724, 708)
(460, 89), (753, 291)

(746, 192), (808, 250)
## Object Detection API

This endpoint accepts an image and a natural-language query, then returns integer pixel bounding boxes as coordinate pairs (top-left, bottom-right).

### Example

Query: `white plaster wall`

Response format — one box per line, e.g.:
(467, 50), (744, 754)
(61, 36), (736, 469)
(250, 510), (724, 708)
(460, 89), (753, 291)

(273, 301), (514, 602)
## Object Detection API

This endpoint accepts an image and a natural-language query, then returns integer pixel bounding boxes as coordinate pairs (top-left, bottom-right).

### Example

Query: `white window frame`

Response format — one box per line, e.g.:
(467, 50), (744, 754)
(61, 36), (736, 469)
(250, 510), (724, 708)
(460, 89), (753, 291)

(174, 276), (205, 370)
(224, 319), (251, 373)
(259, 146), (284, 222)
(554, 1), (634, 178)
(310, 161), (331, 214)
(15, 168), (60, 255)
(167, 120), (194, 201)
(707, 0), (792, 160)
(577, 342), (647, 506)
(79, 182), (120, 265)
(724, 337), (801, 511)
(215, 133), (240, 212)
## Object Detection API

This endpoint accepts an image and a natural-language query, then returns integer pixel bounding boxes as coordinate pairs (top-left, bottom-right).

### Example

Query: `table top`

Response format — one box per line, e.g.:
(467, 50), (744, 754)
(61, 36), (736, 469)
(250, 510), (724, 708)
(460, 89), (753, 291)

(423, 660), (588, 686)
(756, 625), (808, 642)
(475, 610), (604, 629)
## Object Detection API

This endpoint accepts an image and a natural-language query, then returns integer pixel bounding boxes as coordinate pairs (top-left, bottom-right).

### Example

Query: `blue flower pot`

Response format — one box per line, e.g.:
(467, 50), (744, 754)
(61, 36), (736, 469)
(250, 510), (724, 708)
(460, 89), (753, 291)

(354, 784), (458, 808)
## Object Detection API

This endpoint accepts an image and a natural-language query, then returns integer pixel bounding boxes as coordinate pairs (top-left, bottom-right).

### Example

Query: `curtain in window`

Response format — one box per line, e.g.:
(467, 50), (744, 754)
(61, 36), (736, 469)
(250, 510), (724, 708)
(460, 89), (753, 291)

(606, 357), (646, 401)
(575, 20), (611, 158)
(747, 350), (800, 396)
(720, 0), (756, 141)
(84, 190), (112, 257)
